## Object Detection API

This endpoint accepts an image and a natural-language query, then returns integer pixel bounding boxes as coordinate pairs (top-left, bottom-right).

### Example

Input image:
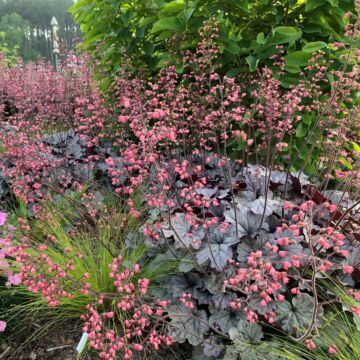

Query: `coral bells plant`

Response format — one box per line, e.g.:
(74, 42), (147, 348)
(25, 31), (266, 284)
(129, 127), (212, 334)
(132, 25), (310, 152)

(146, 164), (360, 359)
(91, 16), (360, 359)
(0, 54), (110, 208)
(81, 256), (173, 360)
(106, 16), (360, 215)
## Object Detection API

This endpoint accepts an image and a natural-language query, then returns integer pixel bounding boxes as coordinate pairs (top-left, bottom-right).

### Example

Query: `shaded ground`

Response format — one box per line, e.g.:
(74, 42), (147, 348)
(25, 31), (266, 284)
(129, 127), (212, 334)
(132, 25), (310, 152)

(0, 319), (190, 359)
(0, 320), (94, 360)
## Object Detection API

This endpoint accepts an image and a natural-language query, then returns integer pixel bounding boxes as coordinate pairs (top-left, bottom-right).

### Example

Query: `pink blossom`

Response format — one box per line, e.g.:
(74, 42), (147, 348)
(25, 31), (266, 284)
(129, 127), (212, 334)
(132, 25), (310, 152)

(0, 320), (6, 332)
(0, 212), (7, 226)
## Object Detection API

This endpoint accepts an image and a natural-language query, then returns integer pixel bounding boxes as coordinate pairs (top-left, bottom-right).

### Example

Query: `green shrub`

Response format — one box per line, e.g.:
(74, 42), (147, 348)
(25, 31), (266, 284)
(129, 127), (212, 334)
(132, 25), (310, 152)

(70, 0), (356, 84)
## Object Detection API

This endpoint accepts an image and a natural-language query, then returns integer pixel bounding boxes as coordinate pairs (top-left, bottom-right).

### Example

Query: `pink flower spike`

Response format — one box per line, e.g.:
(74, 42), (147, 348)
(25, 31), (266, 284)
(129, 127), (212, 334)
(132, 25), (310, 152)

(342, 265), (354, 274)
(305, 339), (316, 350)
(328, 344), (337, 354)
(0, 212), (7, 226)
(0, 320), (6, 332)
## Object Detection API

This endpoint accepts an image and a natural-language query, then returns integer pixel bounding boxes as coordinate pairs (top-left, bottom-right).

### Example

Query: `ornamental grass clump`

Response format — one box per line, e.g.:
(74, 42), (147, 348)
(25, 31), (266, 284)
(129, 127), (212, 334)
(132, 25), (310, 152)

(0, 199), (177, 359)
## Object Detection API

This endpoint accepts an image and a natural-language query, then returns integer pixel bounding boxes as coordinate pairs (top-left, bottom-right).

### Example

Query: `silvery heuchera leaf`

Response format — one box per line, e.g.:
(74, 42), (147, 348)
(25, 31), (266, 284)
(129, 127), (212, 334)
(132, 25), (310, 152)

(192, 345), (217, 360)
(209, 310), (245, 333)
(291, 171), (310, 185)
(44, 129), (75, 145)
(168, 305), (210, 346)
(223, 345), (239, 360)
(218, 189), (230, 199)
(344, 248), (360, 268)
(170, 273), (207, 302)
(270, 171), (288, 184)
(322, 190), (353, 208)
(207, 272), (224, 294)
(243, 169), (267, 196)
(229, 320), (263, 343)
(0, 170), (11, 200)
(275, 294), (320, 337)
(209, 203), (227, 218)
(270, 171), (293, 192)
(196, 226), (238, 270)
(249, 196), (283, 216)
(224, 207), (268, 238)
(178, 253), (196, 273)
(236, 233), (274, 265)
(210, 292), (238, 311)
(163, 213), (204, 249)
(227, 321), (264, 360)
(234, 194), (255, 209)
(195, 187), (218, 198)
(248, 294), (276, 315)
(203, 336), (224, 358)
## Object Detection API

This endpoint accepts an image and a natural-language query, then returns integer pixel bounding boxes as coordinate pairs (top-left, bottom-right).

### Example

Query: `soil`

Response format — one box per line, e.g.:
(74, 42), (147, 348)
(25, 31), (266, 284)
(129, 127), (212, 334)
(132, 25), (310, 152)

(0, 320), (190, 360)
(0, 320), (96, 360)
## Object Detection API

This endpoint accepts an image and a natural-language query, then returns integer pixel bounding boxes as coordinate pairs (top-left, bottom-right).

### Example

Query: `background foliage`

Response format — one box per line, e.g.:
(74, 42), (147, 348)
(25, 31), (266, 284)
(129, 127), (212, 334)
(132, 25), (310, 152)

(70, 0), (356, 82)
(0, 0), (78, 61)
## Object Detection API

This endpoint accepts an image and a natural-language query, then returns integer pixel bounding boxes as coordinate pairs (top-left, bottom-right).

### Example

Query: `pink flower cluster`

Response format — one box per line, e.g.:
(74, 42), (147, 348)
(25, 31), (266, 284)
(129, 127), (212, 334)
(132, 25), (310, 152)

(224, 200), (360, 325)
(0, 53), (107, 207)
(102, 21), (360, 224)
(81, 256), (172, 359)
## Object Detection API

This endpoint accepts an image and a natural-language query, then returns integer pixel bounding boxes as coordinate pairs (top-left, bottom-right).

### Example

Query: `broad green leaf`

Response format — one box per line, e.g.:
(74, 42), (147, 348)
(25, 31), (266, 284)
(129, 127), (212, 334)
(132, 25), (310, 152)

(225, 41), (241, 55)
(155, 30), (174, 41)
(178, 8), (195, 24)
(302, 113), (313, 125)
(302, 22), (323, 33)
(256, 32), (266, 45)
(175, 62), (184, 74)
(296, 122), (308, 138)
(350, 141), (360, 153)
(246, 55), (259, 71)
(284, 64), (302, 73)
(273, 26), (302, 38)
(302, 41), (327, 52)
(338, 157), (352, 170)
(285, 51), (311, 66)
(264, 27), (302, 48)
(305, 0), (326, 11)
(235, 0), (249, 12)
(121, 11), (135, 26)
(151, 16), (184, 33)
(161, 0), (185, 14)
(226, 67), (242, 78)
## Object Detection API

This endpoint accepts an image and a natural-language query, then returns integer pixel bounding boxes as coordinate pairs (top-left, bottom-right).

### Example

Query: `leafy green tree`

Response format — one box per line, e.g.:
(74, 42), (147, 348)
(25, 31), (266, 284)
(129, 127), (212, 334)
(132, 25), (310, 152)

(0, 0), (78, 61)
(0, 13), (30, 56)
